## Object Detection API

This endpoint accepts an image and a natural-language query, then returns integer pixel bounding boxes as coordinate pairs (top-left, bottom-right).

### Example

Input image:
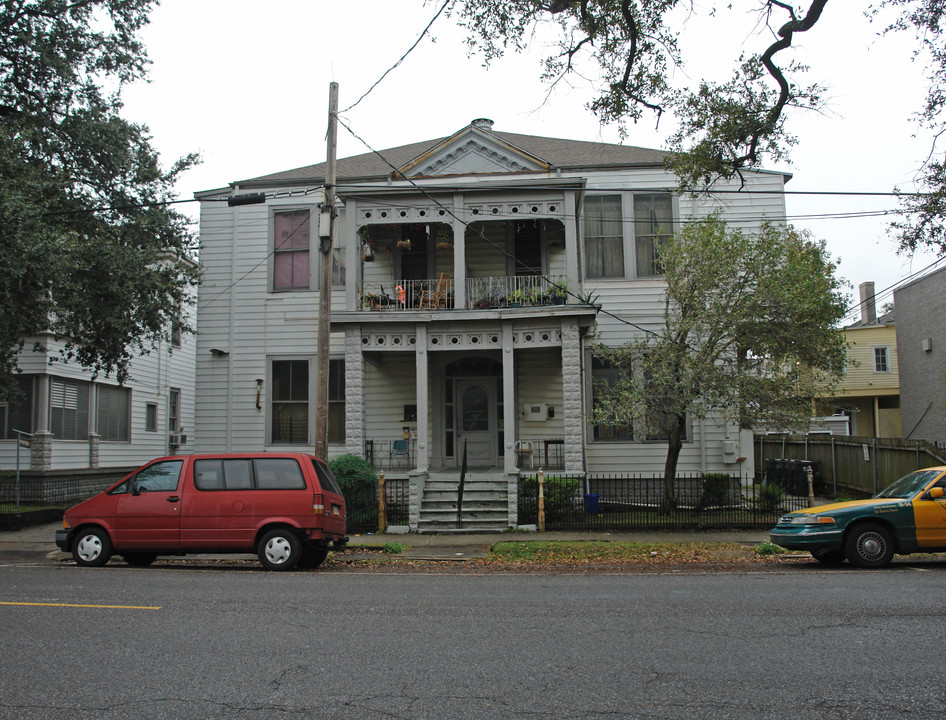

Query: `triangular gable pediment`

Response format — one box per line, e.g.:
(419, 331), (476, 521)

(397, 125), (550, 178)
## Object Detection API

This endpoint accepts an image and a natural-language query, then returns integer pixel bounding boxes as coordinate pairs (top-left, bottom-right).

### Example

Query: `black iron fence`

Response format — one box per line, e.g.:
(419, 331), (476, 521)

(517, 473), (812, 531)
(346, 478), (410, 534)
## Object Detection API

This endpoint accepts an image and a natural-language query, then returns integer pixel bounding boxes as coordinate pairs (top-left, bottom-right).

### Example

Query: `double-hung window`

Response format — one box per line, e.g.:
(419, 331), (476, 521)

(273, 210), (311, 290)
(873, 346), (890, 373)
(584, 195), (625, 278)
(271, 359), (309, 444)
(590, 355), (686, 442)
(50, 378), (89, 440)
(96, 384), (130, 441)
(634, 194), (673, 277)
(328, 359), (346, 443)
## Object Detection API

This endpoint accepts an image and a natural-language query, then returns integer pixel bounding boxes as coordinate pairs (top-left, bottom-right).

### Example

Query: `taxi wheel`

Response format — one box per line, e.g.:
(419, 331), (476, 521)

(844, 523), (894, 569)
(72, 528), (113, 567)
(811, 549), (845, 566)
(258, 529), (302, 571)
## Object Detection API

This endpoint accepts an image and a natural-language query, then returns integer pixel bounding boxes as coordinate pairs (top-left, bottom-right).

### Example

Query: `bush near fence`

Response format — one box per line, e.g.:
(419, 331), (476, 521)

(346, 479), (409, 534)
(517, 473), (808, 531)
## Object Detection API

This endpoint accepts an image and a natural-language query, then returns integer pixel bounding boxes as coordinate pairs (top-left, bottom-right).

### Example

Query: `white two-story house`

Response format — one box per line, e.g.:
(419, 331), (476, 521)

(194, 119), (789, 530)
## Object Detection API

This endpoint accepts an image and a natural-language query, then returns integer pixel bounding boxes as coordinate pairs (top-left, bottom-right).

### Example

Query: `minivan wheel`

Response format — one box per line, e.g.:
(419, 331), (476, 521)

(299, 544), (330, 569)
(72, 528), (113, 567)
(258, 529), (302, 571)
(122, 552), (158, 567)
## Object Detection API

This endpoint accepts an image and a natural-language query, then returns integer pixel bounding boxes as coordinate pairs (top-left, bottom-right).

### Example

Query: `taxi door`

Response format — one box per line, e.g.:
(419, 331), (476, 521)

(913, 474), (946, 548)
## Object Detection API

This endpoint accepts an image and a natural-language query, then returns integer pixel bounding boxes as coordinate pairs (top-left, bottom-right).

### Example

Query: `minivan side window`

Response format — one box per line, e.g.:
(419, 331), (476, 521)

(134, 460), (184, 493)
(193, 458), (305, 491)
(255, 458), (306, 489)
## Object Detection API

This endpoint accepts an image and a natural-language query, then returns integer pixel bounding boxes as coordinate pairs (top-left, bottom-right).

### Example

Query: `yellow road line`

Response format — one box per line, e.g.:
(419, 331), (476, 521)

(0, 601), (161, 610)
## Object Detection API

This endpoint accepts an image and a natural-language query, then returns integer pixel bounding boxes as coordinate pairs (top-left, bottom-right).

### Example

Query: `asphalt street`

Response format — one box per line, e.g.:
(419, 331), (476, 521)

(1, 557), (944, 719)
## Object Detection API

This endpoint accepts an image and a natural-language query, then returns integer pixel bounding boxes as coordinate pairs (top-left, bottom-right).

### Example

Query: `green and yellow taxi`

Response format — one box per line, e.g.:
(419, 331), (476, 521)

(769, 466), (946, 568)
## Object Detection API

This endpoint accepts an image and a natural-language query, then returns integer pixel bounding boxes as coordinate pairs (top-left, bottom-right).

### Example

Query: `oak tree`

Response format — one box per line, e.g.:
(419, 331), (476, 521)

(0, 0), (198, 405)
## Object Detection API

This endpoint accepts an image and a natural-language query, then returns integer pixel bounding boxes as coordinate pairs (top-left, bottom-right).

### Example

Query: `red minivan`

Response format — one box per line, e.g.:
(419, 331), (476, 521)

(55, 453), (348, 571)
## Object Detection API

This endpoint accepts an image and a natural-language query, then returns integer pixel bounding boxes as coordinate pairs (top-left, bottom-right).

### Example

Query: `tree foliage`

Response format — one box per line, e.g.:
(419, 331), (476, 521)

(0, 0), (198, 405)
(592, 217), (847, 509)
(442, 0), (946, 249)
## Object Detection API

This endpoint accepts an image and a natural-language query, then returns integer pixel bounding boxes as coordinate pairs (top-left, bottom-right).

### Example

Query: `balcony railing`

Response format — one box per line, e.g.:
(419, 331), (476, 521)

(364, 439), (416, 470)
(467, 275), (567, 309)
(357, 275), (567, 312)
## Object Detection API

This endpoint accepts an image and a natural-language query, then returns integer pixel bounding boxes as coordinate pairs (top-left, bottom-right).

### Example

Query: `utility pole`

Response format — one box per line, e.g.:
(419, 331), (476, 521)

(314, 81), (338, 460)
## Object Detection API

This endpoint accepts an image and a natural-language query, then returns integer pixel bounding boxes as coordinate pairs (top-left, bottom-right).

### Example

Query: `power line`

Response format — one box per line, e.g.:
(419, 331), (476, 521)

(341, 0), (450, 115)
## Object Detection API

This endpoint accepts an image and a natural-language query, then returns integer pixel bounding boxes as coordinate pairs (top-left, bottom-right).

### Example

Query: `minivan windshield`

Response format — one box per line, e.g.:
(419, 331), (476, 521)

(875, 469), (943, 499)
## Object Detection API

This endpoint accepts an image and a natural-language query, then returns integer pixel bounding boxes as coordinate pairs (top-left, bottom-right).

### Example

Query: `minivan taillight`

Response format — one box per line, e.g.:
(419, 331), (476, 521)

(313, 494), (325, 515)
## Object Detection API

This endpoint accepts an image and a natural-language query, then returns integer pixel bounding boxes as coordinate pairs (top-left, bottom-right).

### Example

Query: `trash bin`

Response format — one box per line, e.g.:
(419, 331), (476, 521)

(584, 493), (599, 515)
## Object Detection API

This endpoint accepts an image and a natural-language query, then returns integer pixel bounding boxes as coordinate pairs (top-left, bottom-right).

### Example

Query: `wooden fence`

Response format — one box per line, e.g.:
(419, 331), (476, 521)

(754, 434), (946, 497)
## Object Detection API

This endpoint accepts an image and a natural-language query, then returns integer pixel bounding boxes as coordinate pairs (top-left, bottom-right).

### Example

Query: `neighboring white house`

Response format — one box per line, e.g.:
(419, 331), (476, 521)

(0, 297), (196, 480)
(193, 118), (789, 530)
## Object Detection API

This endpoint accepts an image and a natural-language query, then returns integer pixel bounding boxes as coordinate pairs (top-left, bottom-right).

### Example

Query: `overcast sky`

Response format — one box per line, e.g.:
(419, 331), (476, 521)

(121, 0), (944, 320)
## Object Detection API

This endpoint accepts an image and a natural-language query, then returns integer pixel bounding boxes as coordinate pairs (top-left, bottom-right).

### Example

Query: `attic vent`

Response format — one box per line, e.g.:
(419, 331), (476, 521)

(472, 118), (494, 129)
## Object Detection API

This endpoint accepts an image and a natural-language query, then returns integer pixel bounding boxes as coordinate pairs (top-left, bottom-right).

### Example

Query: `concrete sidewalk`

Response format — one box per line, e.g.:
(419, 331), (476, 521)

(0, 521), (770, 562)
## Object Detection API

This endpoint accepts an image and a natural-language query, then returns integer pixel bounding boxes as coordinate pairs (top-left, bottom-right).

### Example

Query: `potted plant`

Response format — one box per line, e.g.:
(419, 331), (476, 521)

(507, 289), (526, 307)
(551, 281), (567, 305)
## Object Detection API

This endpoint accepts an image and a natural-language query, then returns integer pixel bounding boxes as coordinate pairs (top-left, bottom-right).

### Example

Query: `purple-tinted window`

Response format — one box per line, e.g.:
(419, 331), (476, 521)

(273, 210), (310, 290)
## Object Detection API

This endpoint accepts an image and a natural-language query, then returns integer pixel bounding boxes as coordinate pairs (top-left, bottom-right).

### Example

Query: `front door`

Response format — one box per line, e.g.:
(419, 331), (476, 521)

(456, 379), (496, 467)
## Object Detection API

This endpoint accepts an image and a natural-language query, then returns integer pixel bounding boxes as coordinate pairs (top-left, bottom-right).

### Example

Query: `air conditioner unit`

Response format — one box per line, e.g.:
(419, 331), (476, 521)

(169, 433), (186, 446)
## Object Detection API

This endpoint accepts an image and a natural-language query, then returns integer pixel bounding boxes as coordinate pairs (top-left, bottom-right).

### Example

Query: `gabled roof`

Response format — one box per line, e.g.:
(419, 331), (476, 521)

(231, 120), (669, 188)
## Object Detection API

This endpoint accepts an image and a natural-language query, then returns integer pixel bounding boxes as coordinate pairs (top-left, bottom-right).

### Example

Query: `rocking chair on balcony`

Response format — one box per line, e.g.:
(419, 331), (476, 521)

(419, 273), (450, 309)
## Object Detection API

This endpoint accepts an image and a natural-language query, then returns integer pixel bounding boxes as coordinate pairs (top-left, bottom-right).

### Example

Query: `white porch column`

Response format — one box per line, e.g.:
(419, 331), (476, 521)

(502, 322), (517, 473)
(564, 189), (581, 294)
(344, 199), (360, 312)
(561, 318), (585, 473)
(452, 193), (466, 309)
(415, 323), (429, 472)
(343, 326), (365, 458)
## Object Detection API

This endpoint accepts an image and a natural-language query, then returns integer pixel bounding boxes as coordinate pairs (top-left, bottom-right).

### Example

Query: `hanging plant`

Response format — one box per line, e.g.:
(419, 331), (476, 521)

(436, 241), (452, 250)
(396, 239), (412, 250)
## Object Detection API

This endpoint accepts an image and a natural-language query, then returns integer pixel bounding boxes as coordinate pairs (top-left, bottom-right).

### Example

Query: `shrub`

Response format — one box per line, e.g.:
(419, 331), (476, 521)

(696, 473), (735, 511)
(521, 476), (581, 522)
(329, 454), (378, 528)
(755, 483), (786, 513)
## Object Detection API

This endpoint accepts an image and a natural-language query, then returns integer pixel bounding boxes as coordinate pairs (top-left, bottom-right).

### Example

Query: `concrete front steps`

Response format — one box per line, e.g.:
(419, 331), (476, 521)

(418, 471), (510, 533)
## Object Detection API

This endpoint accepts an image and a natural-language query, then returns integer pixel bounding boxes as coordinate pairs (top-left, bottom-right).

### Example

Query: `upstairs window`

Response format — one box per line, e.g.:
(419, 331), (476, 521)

(273, 210), (311, 290)
(874, 346), (890, 373)
(584, 195), (625, 278)
(634, 194), (673, 277)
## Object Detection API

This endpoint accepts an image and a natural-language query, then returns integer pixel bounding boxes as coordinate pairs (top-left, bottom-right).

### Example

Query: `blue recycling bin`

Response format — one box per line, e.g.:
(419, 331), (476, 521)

(584, 493), (599, 515)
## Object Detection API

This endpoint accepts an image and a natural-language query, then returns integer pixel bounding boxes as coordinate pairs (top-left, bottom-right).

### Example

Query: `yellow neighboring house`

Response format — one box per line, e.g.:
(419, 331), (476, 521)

(824, 282), (902, 438)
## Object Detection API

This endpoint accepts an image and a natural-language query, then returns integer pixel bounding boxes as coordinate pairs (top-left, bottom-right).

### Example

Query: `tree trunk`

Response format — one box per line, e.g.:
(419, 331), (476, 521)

(660, 414), (686, 514)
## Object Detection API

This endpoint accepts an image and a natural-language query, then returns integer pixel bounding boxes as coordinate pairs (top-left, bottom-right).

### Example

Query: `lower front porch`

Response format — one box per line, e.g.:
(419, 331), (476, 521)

(363, 437), (566, 474)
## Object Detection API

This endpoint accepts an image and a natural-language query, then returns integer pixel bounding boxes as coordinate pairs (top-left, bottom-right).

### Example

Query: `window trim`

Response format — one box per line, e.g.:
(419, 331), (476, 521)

(267, 356), (313, 446)
(270, 206), (317, 293)
(145, 402), (158, 432)
(49, 377), (90, 441)
(582, 191), (678, 281)
(586, 350), (689, 444)
(95, 383), (131, 443)
(873, 346), (891, 373)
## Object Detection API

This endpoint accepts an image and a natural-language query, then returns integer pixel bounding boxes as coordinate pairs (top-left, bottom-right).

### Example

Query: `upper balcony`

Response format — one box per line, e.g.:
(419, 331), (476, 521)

(357, 274), (570, 312)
